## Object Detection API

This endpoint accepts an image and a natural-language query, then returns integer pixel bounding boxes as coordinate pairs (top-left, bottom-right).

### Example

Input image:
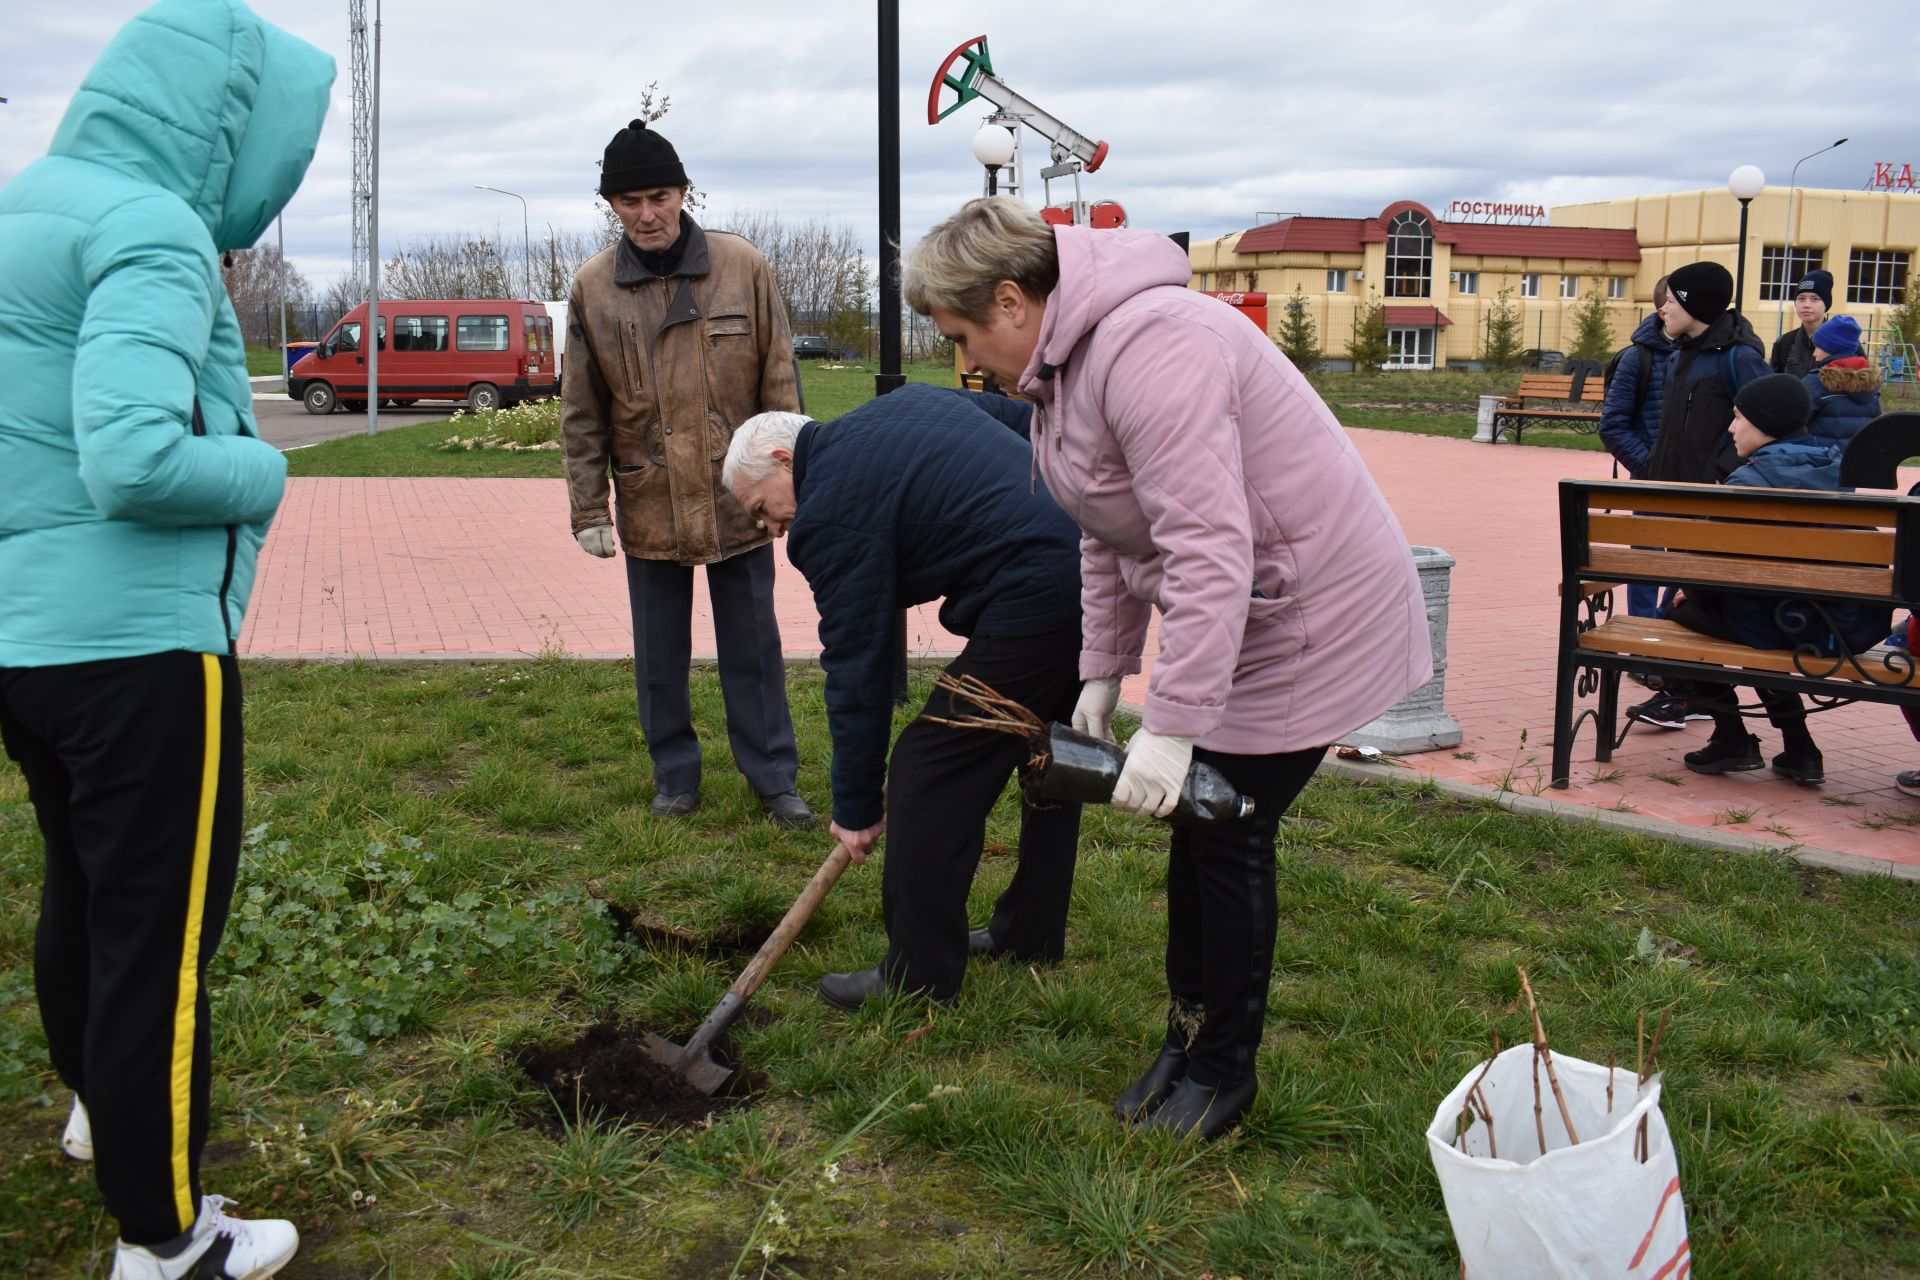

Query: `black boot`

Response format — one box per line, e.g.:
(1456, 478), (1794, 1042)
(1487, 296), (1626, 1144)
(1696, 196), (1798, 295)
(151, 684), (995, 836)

(1684, 732), (1761, 775)
(1138, 1075), (1258, 1140)
(816, 967), (892, 1012)
(1771, 744), (1824, 786)
(1113, 1045), (1188, 1122)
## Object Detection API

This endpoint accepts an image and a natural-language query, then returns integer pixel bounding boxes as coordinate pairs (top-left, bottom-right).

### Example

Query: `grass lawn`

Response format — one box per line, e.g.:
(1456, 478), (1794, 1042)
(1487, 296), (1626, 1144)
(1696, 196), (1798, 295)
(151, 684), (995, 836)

(246, 345), (286, 379)
(284, 361), (959, 479)
(3, 662), (1918, 1276)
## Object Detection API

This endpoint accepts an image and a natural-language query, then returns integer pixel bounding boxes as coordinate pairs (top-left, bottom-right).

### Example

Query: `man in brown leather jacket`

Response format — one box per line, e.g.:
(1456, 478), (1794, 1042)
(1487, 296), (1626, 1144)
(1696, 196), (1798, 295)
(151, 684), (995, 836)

(561, 119), (811, 827)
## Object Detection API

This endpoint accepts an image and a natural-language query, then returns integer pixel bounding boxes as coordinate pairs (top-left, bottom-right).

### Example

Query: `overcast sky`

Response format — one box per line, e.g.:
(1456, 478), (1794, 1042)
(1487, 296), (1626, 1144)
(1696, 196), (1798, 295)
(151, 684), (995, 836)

(4, 0), (1915, 292)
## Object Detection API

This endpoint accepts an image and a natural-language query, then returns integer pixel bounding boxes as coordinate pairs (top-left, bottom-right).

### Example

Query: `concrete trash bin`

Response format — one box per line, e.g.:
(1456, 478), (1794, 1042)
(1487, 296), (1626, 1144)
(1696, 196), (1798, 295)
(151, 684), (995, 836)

(1343, 544), (1463, 753)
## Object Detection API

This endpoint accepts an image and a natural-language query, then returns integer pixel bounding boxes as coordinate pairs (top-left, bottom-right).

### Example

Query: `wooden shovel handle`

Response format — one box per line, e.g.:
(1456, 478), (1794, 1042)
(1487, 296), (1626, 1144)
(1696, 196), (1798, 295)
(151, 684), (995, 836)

(728, 841), (853, 1003)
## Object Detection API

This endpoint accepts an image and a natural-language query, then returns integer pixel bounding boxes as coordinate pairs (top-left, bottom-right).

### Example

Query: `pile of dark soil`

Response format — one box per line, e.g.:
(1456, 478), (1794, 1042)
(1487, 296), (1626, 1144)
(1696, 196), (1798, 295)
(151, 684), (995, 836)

(513, 1020), (763, 1127)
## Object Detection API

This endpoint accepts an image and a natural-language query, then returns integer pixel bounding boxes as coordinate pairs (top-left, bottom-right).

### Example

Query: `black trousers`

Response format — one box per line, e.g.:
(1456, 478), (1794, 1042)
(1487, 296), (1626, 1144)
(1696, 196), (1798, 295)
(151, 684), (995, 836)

(624, 544), (798, 796)
(1164, 744), (1327, 1089)
(881, 626), (1083, 1000)
(0, 651), (244, 1247)
(1665, 595), (1810, 742)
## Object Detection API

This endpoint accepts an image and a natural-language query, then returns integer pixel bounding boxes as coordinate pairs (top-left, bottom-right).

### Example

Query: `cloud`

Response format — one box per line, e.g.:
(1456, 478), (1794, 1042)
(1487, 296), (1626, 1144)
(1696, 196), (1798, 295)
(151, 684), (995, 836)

(3, 0), (1912, 289)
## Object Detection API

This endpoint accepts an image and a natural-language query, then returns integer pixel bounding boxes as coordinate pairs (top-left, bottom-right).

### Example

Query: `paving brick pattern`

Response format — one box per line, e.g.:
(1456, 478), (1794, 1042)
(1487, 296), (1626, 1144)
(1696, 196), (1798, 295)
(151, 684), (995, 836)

(241, 432), (1920, 868)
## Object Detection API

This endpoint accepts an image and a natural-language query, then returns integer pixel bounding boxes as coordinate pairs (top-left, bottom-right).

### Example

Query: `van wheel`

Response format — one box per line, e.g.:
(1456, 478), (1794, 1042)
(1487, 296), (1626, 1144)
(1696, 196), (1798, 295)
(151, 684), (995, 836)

(303, 382), (336, 415)
(467, 383), (500, 413)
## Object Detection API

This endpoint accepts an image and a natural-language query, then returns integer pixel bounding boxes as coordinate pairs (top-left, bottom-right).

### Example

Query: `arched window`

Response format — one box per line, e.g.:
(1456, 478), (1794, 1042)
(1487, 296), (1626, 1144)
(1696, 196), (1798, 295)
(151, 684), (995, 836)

(1385, 211), (1433, 299)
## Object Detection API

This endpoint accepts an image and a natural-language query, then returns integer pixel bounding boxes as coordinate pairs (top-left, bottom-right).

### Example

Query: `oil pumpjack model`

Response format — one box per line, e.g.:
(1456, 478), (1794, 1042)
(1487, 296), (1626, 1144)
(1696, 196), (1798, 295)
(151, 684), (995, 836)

(927, 35), (1127, 229)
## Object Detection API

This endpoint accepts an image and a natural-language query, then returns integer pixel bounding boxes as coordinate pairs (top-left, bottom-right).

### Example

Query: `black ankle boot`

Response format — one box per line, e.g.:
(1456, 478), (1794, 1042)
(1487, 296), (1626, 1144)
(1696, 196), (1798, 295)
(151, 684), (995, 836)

(1772, 744), (1824, 786)
(1138, 1075), (1258, 1140)
(1684, 732), (1761, 775)
(1113, 1045), (1188, 1121)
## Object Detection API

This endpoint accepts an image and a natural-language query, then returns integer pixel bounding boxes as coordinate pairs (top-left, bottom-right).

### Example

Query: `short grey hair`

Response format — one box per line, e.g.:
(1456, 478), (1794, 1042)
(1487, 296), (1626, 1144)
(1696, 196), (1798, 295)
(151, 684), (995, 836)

(723, 411), (809, 493)
(903, 196), (1059, 322)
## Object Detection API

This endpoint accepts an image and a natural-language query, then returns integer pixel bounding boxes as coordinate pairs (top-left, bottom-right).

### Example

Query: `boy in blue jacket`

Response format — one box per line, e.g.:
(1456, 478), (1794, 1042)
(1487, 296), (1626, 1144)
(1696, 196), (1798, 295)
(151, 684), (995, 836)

(0, 3), (331, 1275)
(1664, 375), (1888, 784)
(1800, 314), (1884, 445)
(1597, 277), (1673, 618)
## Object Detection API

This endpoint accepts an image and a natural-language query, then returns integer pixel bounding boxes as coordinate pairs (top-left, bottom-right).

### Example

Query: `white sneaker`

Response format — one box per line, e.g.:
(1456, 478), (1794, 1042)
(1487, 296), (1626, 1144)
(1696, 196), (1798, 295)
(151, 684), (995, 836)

(63, 1095), (93, 1161)
(111, 1196), (299, 1280)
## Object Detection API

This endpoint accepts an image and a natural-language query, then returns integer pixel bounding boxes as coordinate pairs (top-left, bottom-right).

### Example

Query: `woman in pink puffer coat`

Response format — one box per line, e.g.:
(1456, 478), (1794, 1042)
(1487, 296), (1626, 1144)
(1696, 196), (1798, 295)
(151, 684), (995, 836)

(905, 198), (1429, 1139)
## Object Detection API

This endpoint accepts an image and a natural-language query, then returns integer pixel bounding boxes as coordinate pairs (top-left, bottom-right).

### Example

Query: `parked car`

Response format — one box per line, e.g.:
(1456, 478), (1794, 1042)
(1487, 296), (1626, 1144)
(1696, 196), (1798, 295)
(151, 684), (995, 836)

(793, 335), (839, 361)
(289, 299), (557, 415)
(1521, 348), (1566, 371)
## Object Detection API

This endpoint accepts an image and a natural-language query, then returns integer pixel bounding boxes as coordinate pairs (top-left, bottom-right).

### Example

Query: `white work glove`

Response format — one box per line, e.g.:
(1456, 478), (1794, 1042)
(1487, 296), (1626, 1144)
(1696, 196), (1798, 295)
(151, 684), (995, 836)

(575, 525), (617, 558)
(1111, 729), (1195, 819)
(1071, 677), (1122, 743)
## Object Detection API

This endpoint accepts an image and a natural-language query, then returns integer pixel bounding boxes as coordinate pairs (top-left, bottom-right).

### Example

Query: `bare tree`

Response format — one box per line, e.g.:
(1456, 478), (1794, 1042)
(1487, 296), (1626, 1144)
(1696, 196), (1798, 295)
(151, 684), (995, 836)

(221, 245), (310, 344)
(711, 209), (871, 337)
(537, 225), (607, 300)
(382, 234), (512, 300)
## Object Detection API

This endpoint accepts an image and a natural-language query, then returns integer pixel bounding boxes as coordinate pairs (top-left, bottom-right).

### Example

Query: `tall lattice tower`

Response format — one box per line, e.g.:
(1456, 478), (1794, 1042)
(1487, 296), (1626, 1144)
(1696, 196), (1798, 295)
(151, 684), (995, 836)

(347, 0), (370, 296)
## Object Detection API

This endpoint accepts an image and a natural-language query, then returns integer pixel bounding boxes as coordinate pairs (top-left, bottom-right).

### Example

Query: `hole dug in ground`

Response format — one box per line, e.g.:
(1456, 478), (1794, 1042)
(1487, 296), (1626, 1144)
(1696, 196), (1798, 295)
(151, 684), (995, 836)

(513, 1020), (769, 1128)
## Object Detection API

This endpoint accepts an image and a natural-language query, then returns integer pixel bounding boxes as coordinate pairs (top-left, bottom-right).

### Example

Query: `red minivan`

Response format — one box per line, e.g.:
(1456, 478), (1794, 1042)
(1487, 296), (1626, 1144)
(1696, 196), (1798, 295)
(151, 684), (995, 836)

(289, 299), (557, 414)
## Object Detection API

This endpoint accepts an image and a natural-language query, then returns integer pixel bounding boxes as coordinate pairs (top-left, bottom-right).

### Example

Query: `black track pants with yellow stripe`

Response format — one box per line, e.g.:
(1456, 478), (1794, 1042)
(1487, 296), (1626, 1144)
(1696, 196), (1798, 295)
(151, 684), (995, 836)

(0, 651), (243, 1248)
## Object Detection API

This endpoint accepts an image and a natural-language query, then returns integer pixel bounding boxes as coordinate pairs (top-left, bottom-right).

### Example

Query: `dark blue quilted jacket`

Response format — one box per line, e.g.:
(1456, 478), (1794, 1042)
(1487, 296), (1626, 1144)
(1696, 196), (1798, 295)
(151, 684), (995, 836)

(787, 383), (1082, 828)
(1799, 357), (1884, 445)
(1597, 313), (1672, 475)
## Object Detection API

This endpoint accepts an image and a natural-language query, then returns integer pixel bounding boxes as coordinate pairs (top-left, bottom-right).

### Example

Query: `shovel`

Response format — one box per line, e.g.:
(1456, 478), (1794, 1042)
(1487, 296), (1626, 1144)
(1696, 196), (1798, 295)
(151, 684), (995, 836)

(642, 840), (854, 1095)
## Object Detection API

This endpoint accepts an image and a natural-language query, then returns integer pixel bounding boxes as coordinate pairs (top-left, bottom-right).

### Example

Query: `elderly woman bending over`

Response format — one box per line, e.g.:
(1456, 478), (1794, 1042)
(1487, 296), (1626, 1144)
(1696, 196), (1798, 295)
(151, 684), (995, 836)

(903, 197), (1430, 1139)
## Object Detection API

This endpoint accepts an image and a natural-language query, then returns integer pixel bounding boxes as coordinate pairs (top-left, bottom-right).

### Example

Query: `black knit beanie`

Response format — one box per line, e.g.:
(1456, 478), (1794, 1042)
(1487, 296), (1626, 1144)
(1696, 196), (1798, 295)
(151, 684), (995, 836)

(1733, 373), (1812, 439)
(599, 119), (688, 197)
(1667, 261), (1733, 324)
(1792, 268), (1834, 312)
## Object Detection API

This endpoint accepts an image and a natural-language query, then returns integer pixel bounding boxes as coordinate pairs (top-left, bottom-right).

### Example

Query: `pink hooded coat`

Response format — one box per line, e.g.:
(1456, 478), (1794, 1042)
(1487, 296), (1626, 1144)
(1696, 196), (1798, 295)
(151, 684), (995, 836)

(1018, 225), (1431, 753)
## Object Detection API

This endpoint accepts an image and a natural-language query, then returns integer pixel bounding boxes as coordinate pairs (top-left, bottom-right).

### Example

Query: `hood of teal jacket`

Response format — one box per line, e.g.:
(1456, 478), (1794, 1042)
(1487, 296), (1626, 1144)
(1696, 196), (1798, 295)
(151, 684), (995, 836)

(48, 0), (334, 251)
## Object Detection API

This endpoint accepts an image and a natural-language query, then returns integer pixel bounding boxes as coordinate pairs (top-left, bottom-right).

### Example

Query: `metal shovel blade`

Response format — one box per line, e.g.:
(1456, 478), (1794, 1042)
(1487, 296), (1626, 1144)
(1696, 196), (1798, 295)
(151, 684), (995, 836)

(640, 1027), (734, 1096)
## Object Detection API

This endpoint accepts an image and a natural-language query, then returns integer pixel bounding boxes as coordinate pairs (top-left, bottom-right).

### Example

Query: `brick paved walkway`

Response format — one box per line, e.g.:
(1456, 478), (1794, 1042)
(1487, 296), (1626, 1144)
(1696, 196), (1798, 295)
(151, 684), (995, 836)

(241, 430), (1920, 869)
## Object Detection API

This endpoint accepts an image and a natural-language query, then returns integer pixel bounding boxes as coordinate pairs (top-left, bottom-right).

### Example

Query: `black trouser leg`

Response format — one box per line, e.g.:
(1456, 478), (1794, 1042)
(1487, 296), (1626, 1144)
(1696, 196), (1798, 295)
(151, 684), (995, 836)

(625, 555), (699, 794)
(0, 652), (244, 1247)
(1163, 745), (1327, 1089)
(984, 790), (1082, 962)
(881, 628), (1081, 1000)
(704, 545), (799, 796)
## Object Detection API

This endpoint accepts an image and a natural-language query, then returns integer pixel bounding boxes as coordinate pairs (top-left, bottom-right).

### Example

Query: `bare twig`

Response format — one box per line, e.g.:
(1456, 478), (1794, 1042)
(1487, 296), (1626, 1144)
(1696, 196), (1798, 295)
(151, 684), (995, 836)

(1607, 1051), (1615, 1113)
(1531, 1040), (1546, 1156)
(1458, 1031), (1502, 1155)
(925, 673), (1046, 737)
(1518, 967), (1580, 1146)
(1639, 1007), (1673, 1085)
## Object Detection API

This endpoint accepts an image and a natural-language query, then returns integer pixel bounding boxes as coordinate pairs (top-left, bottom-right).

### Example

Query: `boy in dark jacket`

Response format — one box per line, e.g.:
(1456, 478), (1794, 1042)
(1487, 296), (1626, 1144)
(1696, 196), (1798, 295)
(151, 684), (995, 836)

(1597, 277), (1673, 617)
(1769, 268), (1832, 378)
(723, 384), (1085, 1009)
(1799, 314), (1884, 444)
(1664, 375), (1888, 784)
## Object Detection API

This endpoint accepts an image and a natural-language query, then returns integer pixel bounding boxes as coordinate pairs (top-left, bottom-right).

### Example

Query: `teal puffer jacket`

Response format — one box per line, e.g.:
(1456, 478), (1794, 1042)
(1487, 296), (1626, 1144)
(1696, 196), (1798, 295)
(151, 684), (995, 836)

(0, 0), (334, 665)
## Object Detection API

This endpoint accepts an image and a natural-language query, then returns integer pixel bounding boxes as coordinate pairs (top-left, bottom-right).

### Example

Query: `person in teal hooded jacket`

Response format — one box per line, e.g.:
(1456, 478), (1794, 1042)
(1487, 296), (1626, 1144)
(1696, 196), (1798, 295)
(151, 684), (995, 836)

(0, 3), (331, 1276)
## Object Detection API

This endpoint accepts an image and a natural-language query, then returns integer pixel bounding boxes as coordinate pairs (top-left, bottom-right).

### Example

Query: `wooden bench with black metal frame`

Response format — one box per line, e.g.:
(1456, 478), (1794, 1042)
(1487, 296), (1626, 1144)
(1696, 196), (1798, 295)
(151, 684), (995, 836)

(1493, 365), (1605, 445)
(1550, 475), (1920, 789)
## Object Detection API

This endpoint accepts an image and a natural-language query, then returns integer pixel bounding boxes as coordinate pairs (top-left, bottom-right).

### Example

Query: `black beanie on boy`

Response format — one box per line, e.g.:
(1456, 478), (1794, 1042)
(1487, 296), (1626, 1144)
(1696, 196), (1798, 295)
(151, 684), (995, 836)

(1733, 373), (1812, 440)
(599, 119), (688, 197)
(1667, 261), (1734, 324)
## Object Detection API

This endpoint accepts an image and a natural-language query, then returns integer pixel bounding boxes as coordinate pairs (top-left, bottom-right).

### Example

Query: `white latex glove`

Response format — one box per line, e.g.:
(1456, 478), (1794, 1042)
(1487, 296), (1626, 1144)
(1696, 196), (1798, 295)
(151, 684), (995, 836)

(1111, 729), (1195, 819)
(575, 525), (617, 558)
(1071, 677), (1122, 743)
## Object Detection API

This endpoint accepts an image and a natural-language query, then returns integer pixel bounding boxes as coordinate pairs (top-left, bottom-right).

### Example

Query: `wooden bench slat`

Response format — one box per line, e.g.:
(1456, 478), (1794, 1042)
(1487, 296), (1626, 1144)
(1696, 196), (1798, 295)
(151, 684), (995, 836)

(1585, 546), (1895, 596)
(1588, 513), (1896, 565)
(1577, 617), (1912, 686)
(1586, 487), (1902, 527)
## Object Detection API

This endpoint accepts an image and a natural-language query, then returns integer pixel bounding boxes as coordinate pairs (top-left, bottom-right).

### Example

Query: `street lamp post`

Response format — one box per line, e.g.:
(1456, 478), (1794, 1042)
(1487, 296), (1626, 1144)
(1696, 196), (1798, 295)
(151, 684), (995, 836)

(1728, 164), (1766, 325)
(475, 185), (531, 299)
(1778, 137), (1848, 338)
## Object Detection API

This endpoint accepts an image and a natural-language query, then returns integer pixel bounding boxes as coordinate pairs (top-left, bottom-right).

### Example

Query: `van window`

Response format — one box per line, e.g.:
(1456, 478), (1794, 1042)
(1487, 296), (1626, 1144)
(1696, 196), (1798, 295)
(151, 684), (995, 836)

(391, 314), (449, 352)
(523, 314), (544, 353)
(329, 317), (384, 353)
(457, 314), (510, 351)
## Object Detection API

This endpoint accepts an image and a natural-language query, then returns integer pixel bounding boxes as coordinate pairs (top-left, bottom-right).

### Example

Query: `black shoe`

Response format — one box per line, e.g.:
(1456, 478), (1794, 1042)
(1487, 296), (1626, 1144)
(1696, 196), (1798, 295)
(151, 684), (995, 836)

(1113, 1045), (1188, 1122)
(1684, 733), (1762, 775)
(759, 790), (816, 830)
(1628, 694), (1691, 730)
(1138, 1075), (1257, 1140)
(650, 789), (699, 817)
(817, 967), (893, 1012)
(1772, 746), (1825, 786)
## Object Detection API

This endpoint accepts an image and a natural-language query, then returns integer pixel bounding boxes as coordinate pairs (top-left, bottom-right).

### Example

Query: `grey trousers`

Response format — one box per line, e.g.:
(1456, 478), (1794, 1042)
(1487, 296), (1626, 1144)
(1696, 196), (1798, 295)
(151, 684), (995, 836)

(624, 545), (798, 797)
